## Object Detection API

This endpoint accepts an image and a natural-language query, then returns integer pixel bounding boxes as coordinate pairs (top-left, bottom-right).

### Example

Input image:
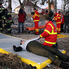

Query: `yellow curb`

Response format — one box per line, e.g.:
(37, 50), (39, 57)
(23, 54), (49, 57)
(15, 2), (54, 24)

(57, 34), (69, 38)
(0, 48), (66, 69)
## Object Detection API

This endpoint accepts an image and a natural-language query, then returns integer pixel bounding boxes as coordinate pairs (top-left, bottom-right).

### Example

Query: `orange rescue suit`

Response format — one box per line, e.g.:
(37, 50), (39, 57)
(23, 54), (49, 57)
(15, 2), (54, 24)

(32, 10), (39, 34)
(54, 13), (61, 34)
(40, 21), (57, 47)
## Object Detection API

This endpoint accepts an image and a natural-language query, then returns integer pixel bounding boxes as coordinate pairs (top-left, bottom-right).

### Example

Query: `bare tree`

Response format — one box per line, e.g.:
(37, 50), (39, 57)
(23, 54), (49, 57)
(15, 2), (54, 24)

(18, 0), (54, 13)
(18, 0), (40, 9)
(40, 0), (54, 13)
(63, 0), (69, 13)
(2, 0), (12, 12)
(48, 0), (51, 13)
(3, 0), (8, 6)
(19, 0), (26, 8)
(8, 0), (12, 12)
(31, 0), (39, 8)
(54, 0), (57, 12)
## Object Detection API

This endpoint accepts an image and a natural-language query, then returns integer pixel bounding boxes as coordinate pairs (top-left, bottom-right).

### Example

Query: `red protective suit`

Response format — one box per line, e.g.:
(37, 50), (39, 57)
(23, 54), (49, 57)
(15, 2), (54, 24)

(54, 13), (61, 34)
(32, 10), (39, 34)
(40, 21), (57, 47)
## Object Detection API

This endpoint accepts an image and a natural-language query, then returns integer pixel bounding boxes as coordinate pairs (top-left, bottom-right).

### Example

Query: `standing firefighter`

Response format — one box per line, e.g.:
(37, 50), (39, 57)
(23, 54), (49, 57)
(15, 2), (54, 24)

(4, 9), (13, 34)
(0, 3), (5, 32)
(32, 8), (39, 35)
(54, 11), (61, 34)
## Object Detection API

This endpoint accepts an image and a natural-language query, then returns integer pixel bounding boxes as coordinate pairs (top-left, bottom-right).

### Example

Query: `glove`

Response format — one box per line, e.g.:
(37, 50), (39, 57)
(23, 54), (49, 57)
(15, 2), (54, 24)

(35, 37), (41, 42)
(38, 37), (41, 40)
(31, 17), (33, 20)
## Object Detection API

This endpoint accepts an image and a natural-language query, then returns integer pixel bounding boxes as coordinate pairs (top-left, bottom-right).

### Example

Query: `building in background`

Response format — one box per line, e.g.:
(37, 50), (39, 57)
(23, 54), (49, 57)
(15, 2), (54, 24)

(45, 4), (62, 13)
(14, 0), (41, 14)
(41, 4), (54, 15)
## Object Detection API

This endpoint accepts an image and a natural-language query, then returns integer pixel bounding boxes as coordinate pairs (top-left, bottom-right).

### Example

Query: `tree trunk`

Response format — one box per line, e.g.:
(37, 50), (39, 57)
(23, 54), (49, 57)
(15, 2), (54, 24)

(8, 0), (12, 12)
(54, 0), (57, 12)
(19, 0), (26, 8)
(63, 0), (66, 14)
(33, 1), (38, 9)
(22, 0), (26, 8)
(48, 0), (51, 13)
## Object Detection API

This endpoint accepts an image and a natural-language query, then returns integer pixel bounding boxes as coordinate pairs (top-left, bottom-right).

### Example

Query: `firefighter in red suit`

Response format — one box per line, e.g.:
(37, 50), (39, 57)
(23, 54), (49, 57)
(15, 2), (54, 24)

(61, 13), (64, 32)
(40, 17), (58, 48)
(54, 11), (61, 34)
(32, 8), (39, 35)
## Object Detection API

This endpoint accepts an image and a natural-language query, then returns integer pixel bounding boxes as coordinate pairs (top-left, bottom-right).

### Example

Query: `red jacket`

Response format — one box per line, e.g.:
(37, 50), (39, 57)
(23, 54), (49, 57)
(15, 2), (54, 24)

(61, 15), (64, 24)
(54, 13), (61, 24)
(32, 10), (39, 22)
(18, 13), (26, 23)
(40, 21), (57, 47)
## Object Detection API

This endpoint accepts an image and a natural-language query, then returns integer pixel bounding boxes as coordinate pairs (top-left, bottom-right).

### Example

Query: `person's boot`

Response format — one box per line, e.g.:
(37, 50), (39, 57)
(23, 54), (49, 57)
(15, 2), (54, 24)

(8, 31), (11, 35)
(13, 45), (17, 51)
(22, 28), (24, 33)
(34, 33), (39, 35)
(18, 28), (20, 34)
(13, 45), (22, 52)
(34, 32), (39, 35)
(66, 57), (69, 62)
(0, 30), (3, 33)
(63, 30), (66, 33)
(59, 61), (69, 69)
(67, 31), (69, 33)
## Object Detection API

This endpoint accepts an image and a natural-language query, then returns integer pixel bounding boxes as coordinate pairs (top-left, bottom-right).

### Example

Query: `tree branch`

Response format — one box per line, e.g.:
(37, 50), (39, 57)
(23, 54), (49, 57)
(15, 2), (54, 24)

(19, 0), (22, 5)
